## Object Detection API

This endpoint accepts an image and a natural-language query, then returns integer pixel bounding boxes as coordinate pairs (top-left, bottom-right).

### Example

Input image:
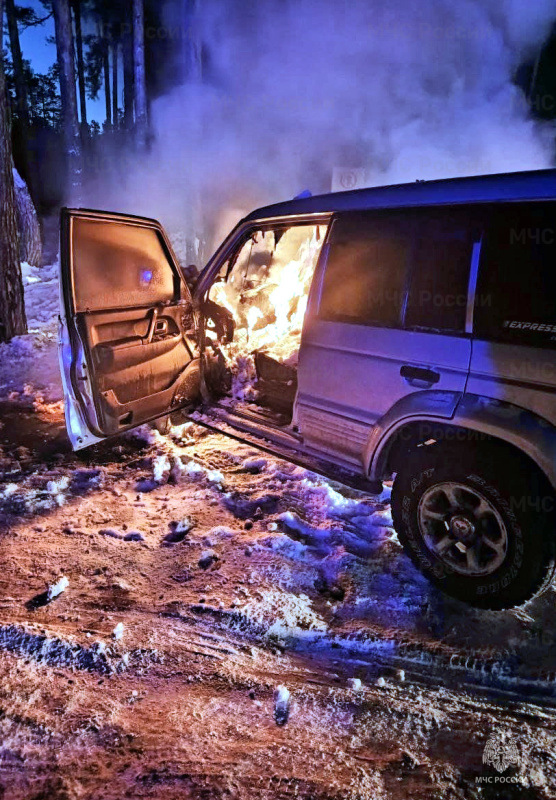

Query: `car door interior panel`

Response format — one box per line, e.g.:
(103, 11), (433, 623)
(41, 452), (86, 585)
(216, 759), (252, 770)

(61, 209), (199, 438)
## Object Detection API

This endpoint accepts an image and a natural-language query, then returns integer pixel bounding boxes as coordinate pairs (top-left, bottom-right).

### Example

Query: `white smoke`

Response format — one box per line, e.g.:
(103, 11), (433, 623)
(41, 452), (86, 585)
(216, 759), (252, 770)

(85, 0), (556, 256)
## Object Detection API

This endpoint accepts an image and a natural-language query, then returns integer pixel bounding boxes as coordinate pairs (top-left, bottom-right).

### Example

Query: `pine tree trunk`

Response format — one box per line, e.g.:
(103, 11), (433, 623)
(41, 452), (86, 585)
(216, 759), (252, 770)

(5, 0), (41, 209)
(112, 41), (119, 130)
(123, 21), (134, 131)
(13, 169), (42, 267)
(0, 0), (27, 342)
(102, 27), (112, 130)
(71, 0), (88, 131)
(133, 0), (148, 150)
(5, 0), (30, 128)
(52, 0), (82, 203)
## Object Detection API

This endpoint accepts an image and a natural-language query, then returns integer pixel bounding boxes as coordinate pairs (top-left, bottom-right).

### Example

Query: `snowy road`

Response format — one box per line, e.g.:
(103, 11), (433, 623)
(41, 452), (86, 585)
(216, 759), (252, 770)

(0, 399), (555, 799)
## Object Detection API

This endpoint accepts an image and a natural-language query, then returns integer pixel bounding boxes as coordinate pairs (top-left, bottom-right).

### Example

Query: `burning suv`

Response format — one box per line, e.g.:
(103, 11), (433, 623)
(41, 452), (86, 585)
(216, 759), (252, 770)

(59, 169), (556, 611)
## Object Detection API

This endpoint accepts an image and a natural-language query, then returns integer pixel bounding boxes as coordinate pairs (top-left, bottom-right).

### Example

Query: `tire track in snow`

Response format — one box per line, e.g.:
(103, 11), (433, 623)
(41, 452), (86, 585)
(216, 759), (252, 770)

(0, 624), (161, 675)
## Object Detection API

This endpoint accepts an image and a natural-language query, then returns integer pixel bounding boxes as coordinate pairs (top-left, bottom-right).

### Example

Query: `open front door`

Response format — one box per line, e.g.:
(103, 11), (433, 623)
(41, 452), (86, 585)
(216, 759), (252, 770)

(58, 209), (200, 450)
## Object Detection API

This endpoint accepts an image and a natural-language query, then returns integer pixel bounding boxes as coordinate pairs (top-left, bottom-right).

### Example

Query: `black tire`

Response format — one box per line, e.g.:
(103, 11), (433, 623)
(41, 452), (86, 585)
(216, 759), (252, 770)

(391, 443), (556, 610)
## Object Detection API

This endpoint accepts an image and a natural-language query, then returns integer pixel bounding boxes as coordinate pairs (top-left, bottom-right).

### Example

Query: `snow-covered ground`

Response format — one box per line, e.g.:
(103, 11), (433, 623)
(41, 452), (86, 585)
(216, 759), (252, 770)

(0, 262), (62, 403)
(1, 263), (556, 798)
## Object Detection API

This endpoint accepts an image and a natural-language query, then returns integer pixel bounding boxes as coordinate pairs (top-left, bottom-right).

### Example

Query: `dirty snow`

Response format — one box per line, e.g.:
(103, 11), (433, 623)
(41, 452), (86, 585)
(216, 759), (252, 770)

(0, 262), (61, 402)
(46, 575), (69, 602)
(1, 272), (556, 796)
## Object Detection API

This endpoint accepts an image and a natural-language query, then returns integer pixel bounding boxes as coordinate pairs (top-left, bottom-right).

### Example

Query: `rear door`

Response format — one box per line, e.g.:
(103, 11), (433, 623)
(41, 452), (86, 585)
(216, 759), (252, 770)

(59, 209), (200, 450)
(297, 206), (479, 467)
(469, 201), (556, 427)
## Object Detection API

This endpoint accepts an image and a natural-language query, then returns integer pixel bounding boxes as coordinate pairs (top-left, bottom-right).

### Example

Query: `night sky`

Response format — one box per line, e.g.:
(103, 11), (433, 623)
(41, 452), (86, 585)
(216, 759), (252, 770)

(9, 0), (107, 123)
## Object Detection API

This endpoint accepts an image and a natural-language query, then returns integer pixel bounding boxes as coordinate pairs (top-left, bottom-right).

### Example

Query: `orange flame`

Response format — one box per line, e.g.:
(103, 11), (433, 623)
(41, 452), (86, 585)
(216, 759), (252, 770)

(211, 225), (324, 371)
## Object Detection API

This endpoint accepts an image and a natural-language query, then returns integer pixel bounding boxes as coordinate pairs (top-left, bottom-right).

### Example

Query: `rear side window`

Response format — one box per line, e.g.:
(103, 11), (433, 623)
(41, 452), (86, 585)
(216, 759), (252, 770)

(405, 208), (477, 333)
(72, 218), (177, 312)
(319, 212), (411, 326)
(319, 207), (477, 332)
(474, 203), (556, 348)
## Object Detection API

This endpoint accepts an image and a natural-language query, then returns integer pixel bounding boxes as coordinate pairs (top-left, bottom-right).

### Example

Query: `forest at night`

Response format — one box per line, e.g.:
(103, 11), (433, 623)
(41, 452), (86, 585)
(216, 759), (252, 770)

(2, 2), (556, 798)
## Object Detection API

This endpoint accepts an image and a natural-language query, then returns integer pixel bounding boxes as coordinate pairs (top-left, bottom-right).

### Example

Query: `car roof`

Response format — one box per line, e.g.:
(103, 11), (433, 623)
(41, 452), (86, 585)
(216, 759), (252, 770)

(243, 168), (556, 222)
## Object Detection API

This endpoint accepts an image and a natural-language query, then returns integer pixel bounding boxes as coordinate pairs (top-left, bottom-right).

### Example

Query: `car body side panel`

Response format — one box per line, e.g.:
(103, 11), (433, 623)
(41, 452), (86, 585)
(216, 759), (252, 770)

(297, 321), (471, 467)
(453, 394), (556, 491)
(467, 340), (556, 429)
(58, 294), (104, 450)
(368, 391), (556, 492)
(365, 389), (463, 477)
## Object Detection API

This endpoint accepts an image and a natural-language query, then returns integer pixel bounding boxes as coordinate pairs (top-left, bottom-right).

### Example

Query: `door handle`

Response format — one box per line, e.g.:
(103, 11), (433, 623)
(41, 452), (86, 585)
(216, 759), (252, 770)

(400, 365), (441, 386)
(144, 308), (159, 344)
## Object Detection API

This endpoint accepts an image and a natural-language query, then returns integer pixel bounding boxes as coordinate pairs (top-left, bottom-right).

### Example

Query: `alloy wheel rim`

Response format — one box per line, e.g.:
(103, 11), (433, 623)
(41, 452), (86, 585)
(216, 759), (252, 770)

(417, 481), (508, 576)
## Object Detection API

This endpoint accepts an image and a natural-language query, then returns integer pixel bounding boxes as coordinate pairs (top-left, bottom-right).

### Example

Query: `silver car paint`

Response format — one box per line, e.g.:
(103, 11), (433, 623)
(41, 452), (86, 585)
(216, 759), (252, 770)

(58, 264), (104, 451)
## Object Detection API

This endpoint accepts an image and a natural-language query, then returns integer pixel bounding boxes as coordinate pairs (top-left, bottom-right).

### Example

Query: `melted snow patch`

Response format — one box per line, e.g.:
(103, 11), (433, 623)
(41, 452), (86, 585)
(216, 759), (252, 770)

(46, 576), (69, 602)
(278, 511), (335, 543)
(206, 526), (235, 540)
(124, 425), (163, 447)
(265, 531), (310, 560)
(1, 468), (104, 516)
(238, 590), (328, 642)
(137, 452), (225, 492)
(0, 475), (70, 514)
(181, 459), (224, 485)
(153, 455), (172, 483)
(21, 263), (59, 326)
(169, 421), (197, 444)
(243, 456), (268, 472)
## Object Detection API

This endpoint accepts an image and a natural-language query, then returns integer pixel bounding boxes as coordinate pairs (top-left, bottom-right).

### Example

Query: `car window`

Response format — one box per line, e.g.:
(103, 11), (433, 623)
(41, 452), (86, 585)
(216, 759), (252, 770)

(72, 218), (176, 312)
(318, 212), (412, 327)
(405, 208), (478, 333)
(474, 202), (556, 348)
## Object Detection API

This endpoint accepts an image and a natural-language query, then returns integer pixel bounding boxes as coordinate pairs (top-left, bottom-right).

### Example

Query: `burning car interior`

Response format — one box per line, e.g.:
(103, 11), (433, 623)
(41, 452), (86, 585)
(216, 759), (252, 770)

(202, 223), (327, 425)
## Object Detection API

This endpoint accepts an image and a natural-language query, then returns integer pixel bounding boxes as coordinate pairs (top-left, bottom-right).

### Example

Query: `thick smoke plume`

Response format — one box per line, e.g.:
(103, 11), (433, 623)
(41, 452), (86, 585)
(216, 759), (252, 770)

(85, 0), (556, 259)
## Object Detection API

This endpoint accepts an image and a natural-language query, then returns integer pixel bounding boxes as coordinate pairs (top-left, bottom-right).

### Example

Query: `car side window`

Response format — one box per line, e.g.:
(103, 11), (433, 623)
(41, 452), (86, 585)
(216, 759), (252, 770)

(474, 202), (556, 348)
(72, 218), (177, 312)
(405, 207), (478, 334)
(318, 212), (412, 327)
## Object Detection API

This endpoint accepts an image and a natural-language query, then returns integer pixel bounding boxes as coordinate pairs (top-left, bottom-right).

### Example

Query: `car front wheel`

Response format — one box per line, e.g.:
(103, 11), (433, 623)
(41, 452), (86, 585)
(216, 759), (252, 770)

(391, 443), (556, 609)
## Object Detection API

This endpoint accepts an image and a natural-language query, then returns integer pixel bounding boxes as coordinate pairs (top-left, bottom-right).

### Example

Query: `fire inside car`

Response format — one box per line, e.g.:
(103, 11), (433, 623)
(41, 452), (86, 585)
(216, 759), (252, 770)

(202, 224), (326, 421)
